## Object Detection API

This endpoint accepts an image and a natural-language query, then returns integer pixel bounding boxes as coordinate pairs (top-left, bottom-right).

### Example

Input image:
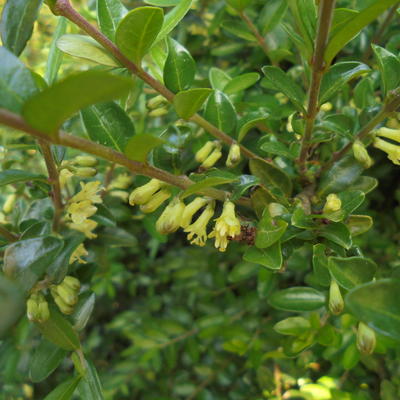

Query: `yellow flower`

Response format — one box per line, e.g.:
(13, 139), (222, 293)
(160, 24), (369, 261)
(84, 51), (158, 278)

(180, 197), (208, 228)
(323, 193), (342, 214)
(209, 201), (241, 252)
(110, 190), (129, 202)
(184, 202), (215, 246)
(140, 189), (171, 213)
(70, 181), (102, 204)
(68, 219), (98, 239)
(67, 200), (97, 224)
(195, 141), (215, 163)
(69, 243), (88, 264)
(129, 179), (163, 206)
(201, 148), (222, 169)
(373, 137), (400, 165)
(156, 197), (185, 234)
(226, 143), (241, 168)
(375, 127), (400, 143)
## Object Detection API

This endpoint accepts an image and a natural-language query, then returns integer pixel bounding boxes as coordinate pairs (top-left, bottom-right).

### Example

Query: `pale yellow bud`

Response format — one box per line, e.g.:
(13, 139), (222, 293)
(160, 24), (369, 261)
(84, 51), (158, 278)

(201, 149), (222, 169)
(156, 197), (185, 234)
(149, 107), (168, 117)
(226, 144), (241, 168)
(129, 179), (162, 206)
(37, 300), (50, 323)
(3, 193), (16, 214)
(353, 140), (373, 169)
(329, 280), (344, 315)
(357, 322), (376, 355)
(140, 189), (171, 213)
(195, 141), (215, 163)
(62, 275), (81, 291)
(54, 293), (74, 315)
(71, 167), (97, 178)
(147, 95), (166, 109)
(73, 155), (98, 167)
(323, 193), (341, 214)
(26, 298), (39, 322)
(57, 283), (78, 306)
(320, 102), (333, 112)
(180, 197), (208, 228)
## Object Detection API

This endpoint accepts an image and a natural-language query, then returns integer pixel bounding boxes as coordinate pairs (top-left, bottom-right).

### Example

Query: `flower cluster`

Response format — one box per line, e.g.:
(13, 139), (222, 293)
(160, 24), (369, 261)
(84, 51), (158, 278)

(195, 141), (241, 169)
(373, 127), (400, 165)
(129, 180), (242, 252)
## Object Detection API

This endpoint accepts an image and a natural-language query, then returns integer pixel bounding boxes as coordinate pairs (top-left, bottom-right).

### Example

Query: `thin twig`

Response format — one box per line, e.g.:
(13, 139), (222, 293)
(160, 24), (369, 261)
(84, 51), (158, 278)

(239, 11), (269, 56)
(273, 363), (282, 400)
(0, 225), (19, 242)
(298, 0), (336, 175)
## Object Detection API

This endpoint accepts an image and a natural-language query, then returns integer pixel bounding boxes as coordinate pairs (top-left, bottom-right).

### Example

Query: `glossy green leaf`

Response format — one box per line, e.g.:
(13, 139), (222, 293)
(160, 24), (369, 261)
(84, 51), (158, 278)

(372, 45), (400, 96)
(260, 140), (298, 160)
(0, 0), (42, 56)
(36, 308), (81, 351)
(204, 90), (237, 135)
(72, 293), (96, 331)
(255, 210), (288, 249)
(312, 244), (331, 287)
(0, 169), (46, 186)
(181, 176), (237, 199)
(249, 159), (292, 197)
(29, 340), (67, 383)
(221, 21), (256, 42)
(328, 256), (377, 290)
(331, 8), (359, 37)
(346, 279), (400, 340)
(262, 66), (306, 112)
(97, 0), (127, 41)
(209, 67), (231, 91)
(319, 62), (370, 104)
(163, 39), (196, 93)
(57, 35), (119, 67)
(318, 222), (352, 249)
(0, 46), (38, 113)
(224, 73), (260, 94)
(115, 6), (164, 65)
(243, 241), (282, 270)
(261, 0), (288, 34)
(78, 359), (104, 400)
(44, 376), (81, 400)
(23, 71), (133, 136)
(237, 116), (268, 143)
(274, 317), (311, 336)
(324, 0), (399, 65)
(145, 0), (180, 5)
(45, 17), (67, 85)
(230, 174), (260, 201)
(124, 134), (165, 162)
(228, 262), (259, 283)
(350, 176), (378, 194)
(173, 88), (213, 119)
(81, 101), (135, 152)
(269, 287), (326, 312)
(3, 237), (63, 292)
(226, 0), (251, 11)
(0, 276), (24, 338)
(346, 215), (373, 236)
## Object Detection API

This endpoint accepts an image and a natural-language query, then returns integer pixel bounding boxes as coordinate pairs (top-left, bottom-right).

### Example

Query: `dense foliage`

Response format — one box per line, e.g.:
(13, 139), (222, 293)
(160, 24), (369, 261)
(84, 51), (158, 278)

(1, 0), (400, 399)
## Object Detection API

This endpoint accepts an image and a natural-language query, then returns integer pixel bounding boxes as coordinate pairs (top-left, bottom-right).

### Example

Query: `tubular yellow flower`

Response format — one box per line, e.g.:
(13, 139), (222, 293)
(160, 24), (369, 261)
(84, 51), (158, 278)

(201, 148), (222, 169)
(352, 140), (373, 169)
(180, 197), (208, 228)
(69, 243), (88, 264)
(156, 197), (185, 234)
(209, 201), (241, 252)
(70, 181), (102, 204)
(226, 144), (241, 168)
(323, 193), (342, 214)
(140, 189), (171, 213)
(184, 202), (215, 246)
(129, 179), (163, 206)
(67, 200), (97, 224)
(68, 219), (98, 239)
(373, 137), (400, 165)
(195, 141), (215, 163)
(375, 127), (400, 143)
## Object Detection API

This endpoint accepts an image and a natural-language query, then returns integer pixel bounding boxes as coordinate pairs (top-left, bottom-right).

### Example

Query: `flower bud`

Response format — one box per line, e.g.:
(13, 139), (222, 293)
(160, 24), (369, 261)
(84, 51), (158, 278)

(195, 141), (215, 163)
(26, 298), (39, 322)
(329, 280), (344, 315)
(180, 197), (208, 228)
(320, 102), (332, 112)
(108, 173), (132, 190)
(71, 167), (97, 178)
(226, 144), (241, 168)
(73, 155), (98, 167)
(54, 293), (74, 315)
(147, 95), (166, 109)
(62, 275), (81, 291)
(27, 293), (49, 323)
(3, 194), (16, 214)
(140, 189), (171, 213)
(201, 149), (222, 169)
(37, 300), (50, 323)
(323, 193), (341, 214)
(149, 107), (168, 117)
(353, 140), (373, 169)
(356, 322), (376, 355)
(129, 179), (163, 206)
(156, 197), (185, 234)
(57, 283), (78, 306)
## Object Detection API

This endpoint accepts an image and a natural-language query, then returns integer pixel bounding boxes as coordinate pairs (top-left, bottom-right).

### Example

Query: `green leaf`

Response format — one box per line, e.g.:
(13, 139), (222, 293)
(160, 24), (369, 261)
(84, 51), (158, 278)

(249, 159), (292, 197)
(237, 115), (269, 143)
(312, 244), (331, 287)
(163, 39), (196, 93)
(155, 0), (192, 43)
(29, 340), (67, 383)
(328, 256), (377, 290)
(317, 156), (364, 196)
(3, 236), (63, 292)
(350, 176), (378, 194)
(261, 0), (288, 34)
(230, 174), (260, 201)
(331, 8), (359, 37)
(81, 101), (135, 152)
(0, 46), (38, 113)
(23, 71), (133, 136)
(44, 376), (81, 400)
(228, 262), (259, 283)
(372, 45), (400, 97)
(262, 66), (306, 112)
(269, 287), (326, 312)
(346, 279), (400, 340)
(36, 308), (81, 351)
(72, 293), (96, 331)
(319, 62), (370, 104)
(209, 67), (231, 91)
(224, 73), (260, 95)
(97, 0), (127, 41)
(204, 90), (237, 135)
(274, 317), (311, 336)
(57, 34), (119, 67)
(78, 359), (104, 400)
(226, 0), (251, 11)
(0, 0), (43, 56)
(255, 210), (288, 249)
(145, 0), (180, 5)
(324, 0), (399, 66)
(45, 17), (67, 85)
(0, 169), (46, 186)
(124, 133), (165, 162)
(0, 276), (24, 338)
(260, 140), (299, 160)
(173, 88), (213, 119)
(318, 222), (352, 249)
(115, 6), (164, 65)
(346, 215), (373, 236)
(181, 176), (237, 199)
(243, 241), (282, 270)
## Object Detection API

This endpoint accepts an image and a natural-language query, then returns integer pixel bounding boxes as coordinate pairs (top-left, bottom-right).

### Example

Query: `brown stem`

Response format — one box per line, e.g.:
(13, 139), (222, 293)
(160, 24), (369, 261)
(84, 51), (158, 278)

(38, 140), (63, 231)
(298, 0), (336, 175)
(0, 225), (19, 242)
(239, 11), (269, 56)
(52, 0), (260, 160)
(0, 109), (251, 207)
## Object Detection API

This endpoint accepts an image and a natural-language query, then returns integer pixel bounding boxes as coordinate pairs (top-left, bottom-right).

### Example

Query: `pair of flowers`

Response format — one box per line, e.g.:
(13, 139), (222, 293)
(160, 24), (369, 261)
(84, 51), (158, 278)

(129, 179), (241, 252)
